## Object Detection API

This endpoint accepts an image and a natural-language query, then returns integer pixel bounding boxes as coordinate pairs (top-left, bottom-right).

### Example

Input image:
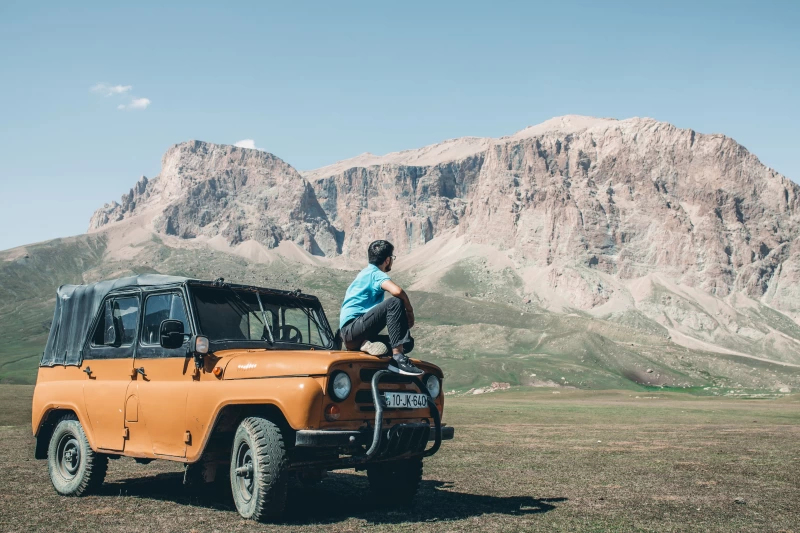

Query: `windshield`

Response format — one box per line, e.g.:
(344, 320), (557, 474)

(190, 285), (333, 348)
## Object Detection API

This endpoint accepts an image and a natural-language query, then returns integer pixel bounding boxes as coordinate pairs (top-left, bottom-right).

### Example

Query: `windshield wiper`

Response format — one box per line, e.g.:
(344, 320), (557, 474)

(255, 292), (275, 344)
(282, 288), (333, 347)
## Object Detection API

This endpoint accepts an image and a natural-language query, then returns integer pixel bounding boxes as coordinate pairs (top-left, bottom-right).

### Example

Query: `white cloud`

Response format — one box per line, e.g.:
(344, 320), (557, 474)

(117, 98), (151, 111)
(92, 82), (150, 111)
(90, 82), (132, 97)
(235, 139), (259, 150)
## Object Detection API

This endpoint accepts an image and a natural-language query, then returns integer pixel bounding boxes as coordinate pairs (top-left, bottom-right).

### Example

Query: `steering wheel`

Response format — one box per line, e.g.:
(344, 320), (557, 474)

(280, 325), (303, 343)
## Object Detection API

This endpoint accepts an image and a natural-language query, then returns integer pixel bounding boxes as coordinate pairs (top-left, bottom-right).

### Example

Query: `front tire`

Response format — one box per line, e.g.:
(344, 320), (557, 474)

(229, 417), (288, 521)
(367, 457), (423, 505)
(47, 414), (108, 496)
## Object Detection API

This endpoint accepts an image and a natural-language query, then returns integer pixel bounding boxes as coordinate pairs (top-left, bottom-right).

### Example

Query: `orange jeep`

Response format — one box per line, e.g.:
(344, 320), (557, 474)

(33, 274), (453, 521)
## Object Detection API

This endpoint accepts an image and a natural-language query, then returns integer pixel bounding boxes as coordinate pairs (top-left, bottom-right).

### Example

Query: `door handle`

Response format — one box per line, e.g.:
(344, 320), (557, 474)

(135, 367), (146, 377)
(83, 366), (92, 376)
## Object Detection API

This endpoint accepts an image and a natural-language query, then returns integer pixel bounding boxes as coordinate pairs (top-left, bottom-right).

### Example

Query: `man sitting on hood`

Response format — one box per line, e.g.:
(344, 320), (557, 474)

(339, 239), (422, 376)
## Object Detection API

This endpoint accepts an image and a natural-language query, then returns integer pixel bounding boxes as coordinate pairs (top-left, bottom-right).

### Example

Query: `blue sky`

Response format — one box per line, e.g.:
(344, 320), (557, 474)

(1, 0), (798, 251)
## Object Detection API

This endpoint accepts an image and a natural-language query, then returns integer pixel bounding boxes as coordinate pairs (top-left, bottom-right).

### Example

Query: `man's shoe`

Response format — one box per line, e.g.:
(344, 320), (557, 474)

(360, 340), (388, 356)
(388, 355), (424, 376)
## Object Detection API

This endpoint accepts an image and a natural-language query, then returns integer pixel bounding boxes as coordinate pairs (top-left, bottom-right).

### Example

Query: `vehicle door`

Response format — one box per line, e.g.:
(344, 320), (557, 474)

(82, 292), (140, 452)
(126, 290), (193, 458)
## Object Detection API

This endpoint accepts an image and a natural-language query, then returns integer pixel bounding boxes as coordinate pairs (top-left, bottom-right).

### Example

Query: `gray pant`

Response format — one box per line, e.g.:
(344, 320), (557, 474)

(340, 297), (414, 354)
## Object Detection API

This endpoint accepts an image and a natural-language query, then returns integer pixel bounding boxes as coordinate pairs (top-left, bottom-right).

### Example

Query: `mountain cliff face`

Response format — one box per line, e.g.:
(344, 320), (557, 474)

(89, 141), (341, 256)
(89, 116), (800, 321)
(308, 116), (800, 313)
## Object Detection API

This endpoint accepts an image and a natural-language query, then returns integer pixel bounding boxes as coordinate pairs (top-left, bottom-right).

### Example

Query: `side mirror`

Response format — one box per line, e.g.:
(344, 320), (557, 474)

(160, 319), (185, 349)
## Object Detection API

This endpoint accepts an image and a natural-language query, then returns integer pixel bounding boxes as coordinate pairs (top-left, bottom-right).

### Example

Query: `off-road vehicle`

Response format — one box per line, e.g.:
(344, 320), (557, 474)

(33, 274), (453, 520)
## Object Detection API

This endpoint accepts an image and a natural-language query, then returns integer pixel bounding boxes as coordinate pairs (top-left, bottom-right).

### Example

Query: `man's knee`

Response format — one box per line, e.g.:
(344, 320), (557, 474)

(388, 297), (404, 310)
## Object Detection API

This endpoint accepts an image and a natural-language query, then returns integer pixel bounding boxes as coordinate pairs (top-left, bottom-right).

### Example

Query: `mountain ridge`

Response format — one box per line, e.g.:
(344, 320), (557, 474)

(302, 115), (623, 179)
(5, 114), (799, 390)
(87, 115), (800, 321)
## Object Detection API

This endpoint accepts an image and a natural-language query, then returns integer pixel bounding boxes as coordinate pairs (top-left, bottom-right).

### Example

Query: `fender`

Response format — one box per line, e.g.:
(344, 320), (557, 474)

(32, 402), (98, 459)
(184, 376), (325, 462)
(32, 401), (94, 435)
(32, 368), (96, 450)
(32, 377), (97, 450)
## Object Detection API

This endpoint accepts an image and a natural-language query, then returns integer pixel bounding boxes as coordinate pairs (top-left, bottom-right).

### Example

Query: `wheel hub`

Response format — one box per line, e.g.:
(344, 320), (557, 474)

(58, 435), (81, 479)
(234, 443), (255, 502)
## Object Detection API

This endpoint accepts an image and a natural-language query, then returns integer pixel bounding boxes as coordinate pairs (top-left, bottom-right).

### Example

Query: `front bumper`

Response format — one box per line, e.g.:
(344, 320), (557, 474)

(294, 370), (452, 464)
(295, 424), (455, 448)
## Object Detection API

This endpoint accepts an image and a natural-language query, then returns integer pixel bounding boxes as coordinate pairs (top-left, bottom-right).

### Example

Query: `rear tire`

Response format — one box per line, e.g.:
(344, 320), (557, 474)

(47, 414), (108, 496)
(367, 457), (423, 505)
(229, 417), (288, 521)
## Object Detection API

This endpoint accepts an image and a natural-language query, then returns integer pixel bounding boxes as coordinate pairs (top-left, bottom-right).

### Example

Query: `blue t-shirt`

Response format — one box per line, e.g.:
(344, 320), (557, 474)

(340, 264), (390, 329)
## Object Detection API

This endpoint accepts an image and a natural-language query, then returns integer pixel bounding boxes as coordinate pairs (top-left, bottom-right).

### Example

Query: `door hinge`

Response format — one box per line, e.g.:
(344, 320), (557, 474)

(184, 431), (192, 444)
(122, 427), (129, 439)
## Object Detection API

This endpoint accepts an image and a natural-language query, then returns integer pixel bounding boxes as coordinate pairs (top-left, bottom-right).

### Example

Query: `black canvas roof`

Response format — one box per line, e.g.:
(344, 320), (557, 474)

(41, 274), (189, 366)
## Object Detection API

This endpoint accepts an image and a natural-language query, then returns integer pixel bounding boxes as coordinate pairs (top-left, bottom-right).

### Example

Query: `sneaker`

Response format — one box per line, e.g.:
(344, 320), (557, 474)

(360, 340), (388, 356)
(388, 354), (424, 376)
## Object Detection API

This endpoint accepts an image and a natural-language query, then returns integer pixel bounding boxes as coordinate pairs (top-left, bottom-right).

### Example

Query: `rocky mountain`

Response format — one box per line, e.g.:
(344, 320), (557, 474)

(308, 116), (800, 312)
(89, 141), (342, 256)
(91, 116), (800, 317)
(5, 114), (793, 389)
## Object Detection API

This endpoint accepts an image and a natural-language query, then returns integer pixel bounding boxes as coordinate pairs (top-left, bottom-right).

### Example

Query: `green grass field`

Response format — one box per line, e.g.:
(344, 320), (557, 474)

(1, 385), (798, 532)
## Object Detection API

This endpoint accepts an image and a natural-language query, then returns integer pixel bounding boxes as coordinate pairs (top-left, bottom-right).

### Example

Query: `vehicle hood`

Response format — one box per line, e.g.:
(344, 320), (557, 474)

(214, 349), (441, 380)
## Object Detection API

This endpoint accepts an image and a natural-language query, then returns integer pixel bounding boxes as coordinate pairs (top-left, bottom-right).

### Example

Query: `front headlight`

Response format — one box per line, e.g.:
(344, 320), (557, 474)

(330, 371), (351, 401)
(425, 374), (441, 398)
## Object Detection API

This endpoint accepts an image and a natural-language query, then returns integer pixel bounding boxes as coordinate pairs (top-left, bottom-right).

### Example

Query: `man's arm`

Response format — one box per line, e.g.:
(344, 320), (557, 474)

(381, 279), (415, 328)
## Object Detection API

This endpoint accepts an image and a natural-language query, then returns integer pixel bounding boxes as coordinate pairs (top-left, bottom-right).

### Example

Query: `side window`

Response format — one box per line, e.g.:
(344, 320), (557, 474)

(141, 293), (190, 345)
(115, 297), (140, 345)
(91, 303), (109, 345)
(90, 296), (139, 347)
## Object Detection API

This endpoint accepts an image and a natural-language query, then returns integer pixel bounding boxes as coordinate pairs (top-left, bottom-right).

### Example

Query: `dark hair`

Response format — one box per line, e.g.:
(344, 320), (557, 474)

(368, 240), (394, 266)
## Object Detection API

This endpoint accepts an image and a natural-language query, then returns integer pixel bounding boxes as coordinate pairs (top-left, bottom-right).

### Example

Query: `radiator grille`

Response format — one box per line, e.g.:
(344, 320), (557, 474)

(355, 389), (375, 404)
(359, 368), (412, 384)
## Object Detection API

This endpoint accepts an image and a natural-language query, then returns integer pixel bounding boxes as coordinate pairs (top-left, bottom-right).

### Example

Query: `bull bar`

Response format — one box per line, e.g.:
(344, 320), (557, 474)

(293, 369), (453, 464)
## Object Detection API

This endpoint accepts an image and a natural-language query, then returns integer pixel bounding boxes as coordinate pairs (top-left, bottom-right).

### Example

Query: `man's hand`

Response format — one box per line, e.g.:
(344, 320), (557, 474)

(381, 279), (415, 328)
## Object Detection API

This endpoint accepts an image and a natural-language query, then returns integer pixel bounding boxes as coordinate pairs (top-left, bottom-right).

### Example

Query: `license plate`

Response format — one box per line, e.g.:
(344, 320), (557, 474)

(384, 392), (428, 409)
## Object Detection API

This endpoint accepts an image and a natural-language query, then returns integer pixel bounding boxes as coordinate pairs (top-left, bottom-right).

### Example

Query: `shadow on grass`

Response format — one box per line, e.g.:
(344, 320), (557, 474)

(102, 471), (566, 525)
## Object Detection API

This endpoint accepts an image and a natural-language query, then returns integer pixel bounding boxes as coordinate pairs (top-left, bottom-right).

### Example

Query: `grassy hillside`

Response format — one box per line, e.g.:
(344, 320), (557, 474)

(409, 291), (800, 393)
(0, 236), (107, 383)
(2, 236), (799, 395)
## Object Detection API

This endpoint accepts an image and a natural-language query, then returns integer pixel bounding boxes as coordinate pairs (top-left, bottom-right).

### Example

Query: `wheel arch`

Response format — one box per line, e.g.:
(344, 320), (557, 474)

(189, 402), (294, 463)
(34, 407), (90, 460)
